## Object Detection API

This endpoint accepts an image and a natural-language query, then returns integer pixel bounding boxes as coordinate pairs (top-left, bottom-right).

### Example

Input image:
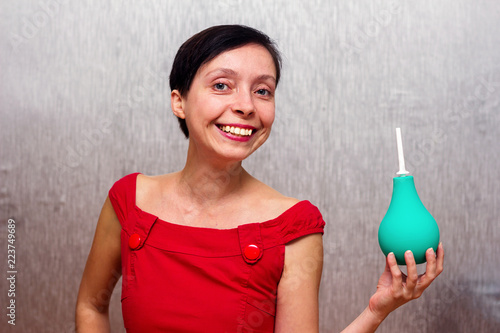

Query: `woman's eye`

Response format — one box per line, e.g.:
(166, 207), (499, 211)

(214, 83), (228, 91)
(256, 89), (270, 96)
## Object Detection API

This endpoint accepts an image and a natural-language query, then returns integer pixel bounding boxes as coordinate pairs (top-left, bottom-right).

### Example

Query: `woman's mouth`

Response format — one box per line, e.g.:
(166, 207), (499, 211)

(217, 125), (254, 137)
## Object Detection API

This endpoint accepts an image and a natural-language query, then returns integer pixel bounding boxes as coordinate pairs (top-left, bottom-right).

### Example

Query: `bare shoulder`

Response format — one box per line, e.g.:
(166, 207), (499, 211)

(246, 176), (301, 221)
(136, 172), (167, 189)
(136, 173), (156, 204)
(136, 173), (178, 208)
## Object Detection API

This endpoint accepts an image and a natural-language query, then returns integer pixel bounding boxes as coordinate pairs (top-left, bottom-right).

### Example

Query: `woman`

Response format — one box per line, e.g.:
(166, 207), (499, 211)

(76, 25), (444, 332)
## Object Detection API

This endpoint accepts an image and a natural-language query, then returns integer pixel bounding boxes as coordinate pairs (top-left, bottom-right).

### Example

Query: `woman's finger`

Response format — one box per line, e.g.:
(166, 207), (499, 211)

(416, 247), (438, 294)
(404, 250), (418, 294)
(426, 247), (437, 278)
(387, 253), (403, 292)
(436, 242), (444, 275)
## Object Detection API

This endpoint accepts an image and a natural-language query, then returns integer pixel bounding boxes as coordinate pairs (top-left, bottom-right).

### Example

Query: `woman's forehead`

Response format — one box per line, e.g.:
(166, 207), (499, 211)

(198, 44), (277, 78)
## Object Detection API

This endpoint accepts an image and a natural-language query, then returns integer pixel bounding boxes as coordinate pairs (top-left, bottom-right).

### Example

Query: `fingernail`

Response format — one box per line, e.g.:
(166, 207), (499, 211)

(405, 250), (413, 258)
(427, 247), (435, 255)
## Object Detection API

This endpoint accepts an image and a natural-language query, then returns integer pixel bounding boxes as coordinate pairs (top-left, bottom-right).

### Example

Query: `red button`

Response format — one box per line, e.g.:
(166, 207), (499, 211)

(129, 233), (141, 249)
(244, 244), (261, 260)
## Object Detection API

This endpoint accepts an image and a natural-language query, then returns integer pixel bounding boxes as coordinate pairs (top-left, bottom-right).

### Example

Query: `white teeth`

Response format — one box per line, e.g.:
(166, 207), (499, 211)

(219, 125), (253, 136)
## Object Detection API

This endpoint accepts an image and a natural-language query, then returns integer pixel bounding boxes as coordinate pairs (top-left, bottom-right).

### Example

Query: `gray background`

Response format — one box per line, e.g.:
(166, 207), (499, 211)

(1, 0), (499, 332)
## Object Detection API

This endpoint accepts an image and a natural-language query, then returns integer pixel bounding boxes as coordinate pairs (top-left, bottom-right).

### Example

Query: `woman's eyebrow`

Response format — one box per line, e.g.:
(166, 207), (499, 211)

(204, 68), (276, 83)
(256, 74), (276, 84)
(205, 68), (237, 78)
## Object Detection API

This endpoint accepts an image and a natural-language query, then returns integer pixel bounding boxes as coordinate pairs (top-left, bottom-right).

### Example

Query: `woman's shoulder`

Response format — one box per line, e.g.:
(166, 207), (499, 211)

(110, 172), (168, 203)
(109, 172), (141, 202)
(245, 176), (301, 220)
(246, 178), (324, 235)
(262, 193), (325, 243)
(135, 172), (178, 206)
(136, 172), (161, 195)
(108, 172), (142, 225)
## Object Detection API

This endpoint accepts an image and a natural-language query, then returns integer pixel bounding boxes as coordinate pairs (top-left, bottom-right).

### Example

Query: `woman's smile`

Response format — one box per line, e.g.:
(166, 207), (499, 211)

(216, 123), (256, 141)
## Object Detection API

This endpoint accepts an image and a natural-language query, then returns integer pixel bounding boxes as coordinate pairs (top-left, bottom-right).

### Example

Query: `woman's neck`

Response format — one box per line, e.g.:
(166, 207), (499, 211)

(177, 146), (250, 206)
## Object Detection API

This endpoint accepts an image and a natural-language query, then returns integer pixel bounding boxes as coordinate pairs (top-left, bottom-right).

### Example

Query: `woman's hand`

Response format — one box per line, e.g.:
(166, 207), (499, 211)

(368, 242), (444, 321)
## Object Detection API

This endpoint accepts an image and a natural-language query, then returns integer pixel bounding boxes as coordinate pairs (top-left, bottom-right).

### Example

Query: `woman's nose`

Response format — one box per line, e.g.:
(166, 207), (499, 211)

(232, 91), (255, 117)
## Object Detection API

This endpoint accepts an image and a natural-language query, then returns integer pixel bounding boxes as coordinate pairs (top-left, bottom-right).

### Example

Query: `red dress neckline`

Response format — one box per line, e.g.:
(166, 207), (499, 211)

(132, 172), (310, 231)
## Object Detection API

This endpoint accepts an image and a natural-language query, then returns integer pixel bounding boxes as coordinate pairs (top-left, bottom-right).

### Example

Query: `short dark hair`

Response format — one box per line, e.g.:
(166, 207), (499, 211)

(169, 25), (282, 138)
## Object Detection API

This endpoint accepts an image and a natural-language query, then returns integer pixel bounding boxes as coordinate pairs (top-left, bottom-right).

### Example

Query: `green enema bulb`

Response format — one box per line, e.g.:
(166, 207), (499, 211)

(378, 128), (440, 265)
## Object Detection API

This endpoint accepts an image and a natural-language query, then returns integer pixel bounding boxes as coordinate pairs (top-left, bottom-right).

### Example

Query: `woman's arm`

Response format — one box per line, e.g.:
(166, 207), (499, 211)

(275, 233), (324, 333)
(275, 235), (443, 333)
(342, 243), (444, 332)
(75, 197), (122, 333)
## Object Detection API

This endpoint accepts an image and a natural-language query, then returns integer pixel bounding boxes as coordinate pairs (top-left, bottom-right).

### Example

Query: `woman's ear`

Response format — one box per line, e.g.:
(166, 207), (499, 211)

(171, 90), (186, 119)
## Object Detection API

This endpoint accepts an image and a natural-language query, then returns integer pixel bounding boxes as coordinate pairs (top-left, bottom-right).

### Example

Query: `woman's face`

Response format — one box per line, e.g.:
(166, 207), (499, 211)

(172, 43), (277, 163)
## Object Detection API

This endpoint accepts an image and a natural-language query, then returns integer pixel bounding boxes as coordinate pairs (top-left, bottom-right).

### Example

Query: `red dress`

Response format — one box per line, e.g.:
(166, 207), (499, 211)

(109, 173), (325, 333)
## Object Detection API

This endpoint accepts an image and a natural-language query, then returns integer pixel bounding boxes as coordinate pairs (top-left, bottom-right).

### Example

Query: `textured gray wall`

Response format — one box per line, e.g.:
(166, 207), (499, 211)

(1, 1), (499, 332)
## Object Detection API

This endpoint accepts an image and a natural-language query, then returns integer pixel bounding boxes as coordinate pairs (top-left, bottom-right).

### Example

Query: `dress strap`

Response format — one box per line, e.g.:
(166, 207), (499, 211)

(108, 172), (141, 228)
(237, 223), (264, 264)
(127, 214), (158, 251)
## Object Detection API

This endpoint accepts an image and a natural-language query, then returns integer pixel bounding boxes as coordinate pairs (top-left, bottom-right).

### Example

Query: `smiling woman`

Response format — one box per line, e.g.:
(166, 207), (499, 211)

(170, 25), (282, 139)
(75, 25), (443, 333)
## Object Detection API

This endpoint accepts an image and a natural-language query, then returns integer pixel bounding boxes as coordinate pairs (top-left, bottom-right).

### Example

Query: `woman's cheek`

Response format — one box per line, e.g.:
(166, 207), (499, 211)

(264, 108), (275, 128)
